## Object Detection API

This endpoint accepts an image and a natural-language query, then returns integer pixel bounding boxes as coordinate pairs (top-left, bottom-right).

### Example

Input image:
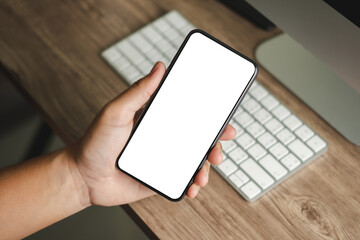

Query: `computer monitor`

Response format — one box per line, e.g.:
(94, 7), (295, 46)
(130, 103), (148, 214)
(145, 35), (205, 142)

(244, 0), (360, 145)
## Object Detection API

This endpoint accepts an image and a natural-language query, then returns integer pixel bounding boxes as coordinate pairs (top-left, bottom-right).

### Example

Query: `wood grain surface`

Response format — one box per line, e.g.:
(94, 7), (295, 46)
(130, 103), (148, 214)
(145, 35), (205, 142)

(1, 0), (359, 239)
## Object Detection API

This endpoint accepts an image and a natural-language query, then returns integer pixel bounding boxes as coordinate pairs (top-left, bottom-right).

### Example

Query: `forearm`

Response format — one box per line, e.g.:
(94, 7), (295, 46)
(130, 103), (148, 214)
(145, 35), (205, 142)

(0, 147), (90, 239)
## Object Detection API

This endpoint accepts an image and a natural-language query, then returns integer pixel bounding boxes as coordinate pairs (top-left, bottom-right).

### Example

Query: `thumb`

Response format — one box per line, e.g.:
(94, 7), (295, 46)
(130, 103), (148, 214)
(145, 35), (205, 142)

(111, 62), (166, 120)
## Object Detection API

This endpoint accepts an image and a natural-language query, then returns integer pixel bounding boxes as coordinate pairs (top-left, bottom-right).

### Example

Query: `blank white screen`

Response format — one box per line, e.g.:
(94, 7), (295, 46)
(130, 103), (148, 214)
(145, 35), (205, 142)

(118, 31), (256, 200)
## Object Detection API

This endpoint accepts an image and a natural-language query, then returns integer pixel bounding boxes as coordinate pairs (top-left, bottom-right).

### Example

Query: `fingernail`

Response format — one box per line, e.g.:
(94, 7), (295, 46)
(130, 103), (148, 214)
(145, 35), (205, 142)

(149, 62), (160, 75)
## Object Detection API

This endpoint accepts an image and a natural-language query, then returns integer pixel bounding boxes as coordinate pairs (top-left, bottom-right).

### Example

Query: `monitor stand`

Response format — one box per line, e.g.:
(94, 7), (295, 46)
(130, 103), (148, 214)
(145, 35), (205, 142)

(255, 33), (360, 146)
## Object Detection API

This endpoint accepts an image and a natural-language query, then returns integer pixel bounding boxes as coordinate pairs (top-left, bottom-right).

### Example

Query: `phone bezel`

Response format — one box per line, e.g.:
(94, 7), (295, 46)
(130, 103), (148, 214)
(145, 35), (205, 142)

(116, 29), (258, 201)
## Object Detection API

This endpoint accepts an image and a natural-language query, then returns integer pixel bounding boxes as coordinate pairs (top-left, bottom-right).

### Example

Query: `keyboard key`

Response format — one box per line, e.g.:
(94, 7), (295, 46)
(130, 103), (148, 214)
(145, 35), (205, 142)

(234, 111), (254, 127)
(113, 56), (131, 71)
(242, 98), (261, 114)
(281, 153), (301, 171)
(129, 33), (153, 53)
(141, 25), (163, 44)
(241, 181), (261, 199)
(231, 122), (244, 137)
(259, 155), (287, 180)
(235, 169), (250, 184)
(243, 94), (251, 103)
(164, 48), (177, 60)
(240, 159), (274, 190)
(276, 128), (296, 145)
(222, 152), (227, 160)
(288, 139), (313, 161)
(180, 24), (196, 36)
(229, 170), (249, 188)
(234, 106), (244, 116)
(246, 121), (265, 138)
(265, 118), (284, 134)
(131, 73), (142, 83)
(250, 85), (268, 101)
(257, 132), (277, 149)
(283, 114), (302, 131)
(153, 18), (171, 32)
(235, 133), (255, 150)
(306, 135), (327, 152)
(269, 142), (289, 159)
(165, 11), (189, 30)
(159, 56), (170, 67)
(155, 39), (173, 53)
(221, 140), (237, 153)
(120, 66), (141, 82)
(261, 95), (279, 111)
(253, 108), (272, 124)
(137, 60), (153, 75)
(247, 144), (267, 161)
(295, 125), (314, 141)
(173, 36), (185, 48)
(218, 159), (238, 176)
(145, 48), (163, 62)
(272, 105), (291, 121)
(164, 27), (181, 41)
(228, 147), (248, 164)
(116, 40), (145, 65)
(102, 47), (121, 62)
(229, 174), (243, 188)
(251, 81), (258, 88)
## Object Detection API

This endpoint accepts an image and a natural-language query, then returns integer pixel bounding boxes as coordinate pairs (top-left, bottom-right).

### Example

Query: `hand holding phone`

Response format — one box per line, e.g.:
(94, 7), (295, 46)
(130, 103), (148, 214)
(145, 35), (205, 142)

(117, 30), (258, 201)
(75, 59), (234, 208)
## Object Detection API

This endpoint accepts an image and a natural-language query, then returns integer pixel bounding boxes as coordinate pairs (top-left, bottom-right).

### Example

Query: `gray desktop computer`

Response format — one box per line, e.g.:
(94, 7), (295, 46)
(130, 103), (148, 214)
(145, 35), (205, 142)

(244, 0), (360, 145)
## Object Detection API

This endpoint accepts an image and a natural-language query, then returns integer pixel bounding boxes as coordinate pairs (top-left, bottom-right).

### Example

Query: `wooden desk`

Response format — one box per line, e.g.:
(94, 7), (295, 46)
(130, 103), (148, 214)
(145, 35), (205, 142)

(1, 0), (359, 239)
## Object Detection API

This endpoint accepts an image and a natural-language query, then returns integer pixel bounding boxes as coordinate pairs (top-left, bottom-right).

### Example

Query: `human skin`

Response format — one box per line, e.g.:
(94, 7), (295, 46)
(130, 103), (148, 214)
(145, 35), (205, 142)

(0, 62), (236, 239)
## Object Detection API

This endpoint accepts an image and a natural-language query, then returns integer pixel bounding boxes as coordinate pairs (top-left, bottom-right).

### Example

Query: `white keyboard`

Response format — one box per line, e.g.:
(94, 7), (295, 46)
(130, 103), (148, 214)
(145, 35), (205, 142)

(101, 11), (328, 202)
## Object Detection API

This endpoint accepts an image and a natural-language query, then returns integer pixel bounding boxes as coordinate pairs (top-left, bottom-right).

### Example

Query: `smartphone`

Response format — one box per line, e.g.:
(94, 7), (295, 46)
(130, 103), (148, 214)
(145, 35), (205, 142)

(116, 29), (258, 201)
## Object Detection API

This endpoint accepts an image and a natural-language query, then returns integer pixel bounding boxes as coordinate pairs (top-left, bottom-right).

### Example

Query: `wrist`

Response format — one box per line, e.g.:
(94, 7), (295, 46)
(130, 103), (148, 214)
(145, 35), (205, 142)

(63, 145), (91, 209)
